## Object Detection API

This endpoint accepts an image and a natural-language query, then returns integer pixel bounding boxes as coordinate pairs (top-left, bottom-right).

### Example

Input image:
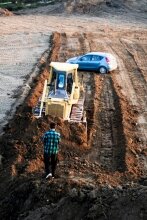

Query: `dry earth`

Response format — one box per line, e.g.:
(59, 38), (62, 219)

(0, 31), (51, 132)
(0, 1), (147, 219)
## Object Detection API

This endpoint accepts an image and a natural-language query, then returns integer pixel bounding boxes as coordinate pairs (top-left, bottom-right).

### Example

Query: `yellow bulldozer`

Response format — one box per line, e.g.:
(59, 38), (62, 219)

(33, 62), (86, 123)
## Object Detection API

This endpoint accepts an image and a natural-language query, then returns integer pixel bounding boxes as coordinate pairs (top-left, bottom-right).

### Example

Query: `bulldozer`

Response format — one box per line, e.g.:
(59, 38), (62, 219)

(33, 62), (86, 123)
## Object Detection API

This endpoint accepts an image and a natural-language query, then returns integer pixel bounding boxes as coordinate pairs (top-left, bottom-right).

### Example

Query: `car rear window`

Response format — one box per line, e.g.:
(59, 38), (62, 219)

(81, 55), (92, 61)
(91, 55), (103, 61)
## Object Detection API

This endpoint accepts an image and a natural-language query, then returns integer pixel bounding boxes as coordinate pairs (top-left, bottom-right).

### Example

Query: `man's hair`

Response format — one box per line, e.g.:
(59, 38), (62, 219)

(50, 122), (56, 129)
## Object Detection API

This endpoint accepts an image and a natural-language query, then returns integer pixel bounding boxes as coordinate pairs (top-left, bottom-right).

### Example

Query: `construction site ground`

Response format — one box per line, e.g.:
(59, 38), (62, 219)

(0, 1), (147, 219)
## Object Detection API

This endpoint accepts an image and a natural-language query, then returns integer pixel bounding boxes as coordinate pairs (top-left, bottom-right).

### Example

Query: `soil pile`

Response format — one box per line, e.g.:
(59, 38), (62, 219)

(0, 8), (13, 16)
(13, 0), (147, 16)
(64, 0), (147, 14)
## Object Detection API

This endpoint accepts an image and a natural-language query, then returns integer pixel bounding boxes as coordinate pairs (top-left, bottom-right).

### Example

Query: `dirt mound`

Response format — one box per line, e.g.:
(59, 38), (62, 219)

(12, 0), (147, 16)
(15, 2), (64, 15)
(1, 179), (147, 220)
(0, 8), (13, 16)
(19, 184), (147, 220)
(64, 0), (147, 14)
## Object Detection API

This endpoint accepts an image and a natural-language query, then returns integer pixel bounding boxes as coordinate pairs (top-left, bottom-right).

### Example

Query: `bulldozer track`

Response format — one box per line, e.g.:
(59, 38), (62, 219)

(70, 96), (85, 122)
(88, 75), (126, 171)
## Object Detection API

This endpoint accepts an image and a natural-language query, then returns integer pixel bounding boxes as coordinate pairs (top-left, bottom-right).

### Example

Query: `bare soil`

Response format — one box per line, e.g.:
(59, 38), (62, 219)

(0, 8), (13, 16)
(0, 1), (147, 219)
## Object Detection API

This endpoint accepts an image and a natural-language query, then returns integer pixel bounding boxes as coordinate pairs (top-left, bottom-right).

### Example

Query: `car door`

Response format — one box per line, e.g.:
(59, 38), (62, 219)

(90, 55), (102, 70)
(77, 55), (92, 70)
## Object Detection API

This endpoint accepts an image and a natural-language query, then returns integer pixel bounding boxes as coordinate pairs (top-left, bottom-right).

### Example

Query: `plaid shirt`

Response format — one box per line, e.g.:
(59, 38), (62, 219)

(43, 129), (60, 155)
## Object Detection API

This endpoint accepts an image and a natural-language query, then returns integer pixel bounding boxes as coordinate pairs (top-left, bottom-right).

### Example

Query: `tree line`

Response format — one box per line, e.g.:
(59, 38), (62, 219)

(0, 1), (50, 3)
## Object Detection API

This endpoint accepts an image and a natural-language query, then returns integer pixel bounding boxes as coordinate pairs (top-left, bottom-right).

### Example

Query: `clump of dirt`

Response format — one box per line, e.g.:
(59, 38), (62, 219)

(0, 8), (13, 16)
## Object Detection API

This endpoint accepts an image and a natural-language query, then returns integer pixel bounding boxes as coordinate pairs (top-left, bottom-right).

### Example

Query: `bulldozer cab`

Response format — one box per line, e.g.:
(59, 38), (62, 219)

(48, 62), (80, 101)
(50, 70), (73, 95)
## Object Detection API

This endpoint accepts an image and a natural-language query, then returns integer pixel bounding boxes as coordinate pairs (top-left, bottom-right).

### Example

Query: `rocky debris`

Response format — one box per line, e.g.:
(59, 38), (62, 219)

(1, 182), (146, 220)
(64, 0), (147, 14)
(0, 8), (13, 16)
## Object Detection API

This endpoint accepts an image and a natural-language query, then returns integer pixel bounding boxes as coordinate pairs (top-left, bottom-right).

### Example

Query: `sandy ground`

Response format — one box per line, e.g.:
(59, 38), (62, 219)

(0, 1), (147, 219)
(0, 31), (51, 132)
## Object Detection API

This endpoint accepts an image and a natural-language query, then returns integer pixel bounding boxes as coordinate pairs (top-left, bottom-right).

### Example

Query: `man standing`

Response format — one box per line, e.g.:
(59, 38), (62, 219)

(42, 122), (60, 179)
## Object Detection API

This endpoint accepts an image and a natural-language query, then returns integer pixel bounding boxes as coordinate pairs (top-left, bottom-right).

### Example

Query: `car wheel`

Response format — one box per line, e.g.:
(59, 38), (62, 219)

(99, 66), (107, 74)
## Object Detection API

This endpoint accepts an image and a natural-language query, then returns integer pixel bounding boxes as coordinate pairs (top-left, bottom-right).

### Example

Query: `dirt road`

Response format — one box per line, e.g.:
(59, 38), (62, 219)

(0, 2), (147, 220)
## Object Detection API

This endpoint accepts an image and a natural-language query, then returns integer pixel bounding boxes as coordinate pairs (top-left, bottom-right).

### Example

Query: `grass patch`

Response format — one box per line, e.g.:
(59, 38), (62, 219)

(0, 3), (24, 10)
(0, 0), (56, 11)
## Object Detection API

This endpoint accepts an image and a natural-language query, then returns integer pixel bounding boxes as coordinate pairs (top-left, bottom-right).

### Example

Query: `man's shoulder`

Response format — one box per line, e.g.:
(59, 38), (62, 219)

(54, 130), (60, 136)
(44, 130), (52, 137)
(44, 130), (60, 137)
(44, 130), (50, 135)
(51, 130), (60, 138)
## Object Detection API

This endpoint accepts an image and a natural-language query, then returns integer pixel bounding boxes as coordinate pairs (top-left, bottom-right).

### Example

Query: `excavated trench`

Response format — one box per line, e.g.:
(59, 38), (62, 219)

(0, 30), (147, 219)
(89, 75), (126, 172)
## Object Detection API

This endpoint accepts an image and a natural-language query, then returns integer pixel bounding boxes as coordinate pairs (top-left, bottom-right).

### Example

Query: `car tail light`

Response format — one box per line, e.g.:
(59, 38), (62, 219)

(106, 57), (110, 63)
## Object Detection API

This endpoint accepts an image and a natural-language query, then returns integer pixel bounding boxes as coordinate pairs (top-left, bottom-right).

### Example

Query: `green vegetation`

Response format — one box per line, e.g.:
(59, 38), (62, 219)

(0, 0), (56, 11)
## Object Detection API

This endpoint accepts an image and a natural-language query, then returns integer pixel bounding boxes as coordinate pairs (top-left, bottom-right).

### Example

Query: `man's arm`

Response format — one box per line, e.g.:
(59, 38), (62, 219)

(42, 133), (47, 144)
(58, 133), (61, 144)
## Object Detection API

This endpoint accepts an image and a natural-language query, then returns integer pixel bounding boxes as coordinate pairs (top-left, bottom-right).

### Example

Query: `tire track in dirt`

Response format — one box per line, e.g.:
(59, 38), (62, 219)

(83, 34), (127, 172)
(111, 39), (147, 146)
(77, 33), (96, 136)
(108, 38), (147, 175)
(126, 42), (147, 82)
(89, 75), (126, 171)
(121, 41), (147, 120)
(120, 39), (147, 104)
(117, 39), (147, 108)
